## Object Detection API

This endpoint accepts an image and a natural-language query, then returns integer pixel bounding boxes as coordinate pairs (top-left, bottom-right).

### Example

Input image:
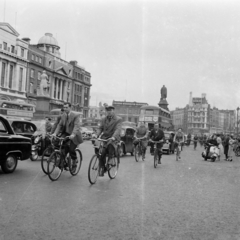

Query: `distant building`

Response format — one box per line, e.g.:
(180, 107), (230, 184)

(89, 106), (100, 119)
(112, 100), (148, 124)
(171, 92), (235, 134)
(0, 23), (29, 102)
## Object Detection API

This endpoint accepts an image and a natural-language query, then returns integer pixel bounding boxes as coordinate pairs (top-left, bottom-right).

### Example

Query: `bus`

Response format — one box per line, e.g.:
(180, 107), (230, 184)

(138, 105), (173, 131)
(0, 100), (35, 121)
(50, 108), (83, 124)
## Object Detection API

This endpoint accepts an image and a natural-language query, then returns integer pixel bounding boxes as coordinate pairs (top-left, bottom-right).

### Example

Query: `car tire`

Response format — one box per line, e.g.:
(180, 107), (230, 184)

(1, 154), (18, 173)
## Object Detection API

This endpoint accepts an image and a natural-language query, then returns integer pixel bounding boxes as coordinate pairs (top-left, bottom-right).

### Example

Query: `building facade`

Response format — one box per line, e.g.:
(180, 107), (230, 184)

(112, 100), (148, 123)
(0, 23), (29, 102)
(70, 60), (91, 118)
(171, 107), (187, 132)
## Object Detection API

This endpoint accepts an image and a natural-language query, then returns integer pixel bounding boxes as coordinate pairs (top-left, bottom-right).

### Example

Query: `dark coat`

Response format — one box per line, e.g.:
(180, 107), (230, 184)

(149, 129), (165, 141)
(55, 112), (83, 145)
(97, 114), (122, 140)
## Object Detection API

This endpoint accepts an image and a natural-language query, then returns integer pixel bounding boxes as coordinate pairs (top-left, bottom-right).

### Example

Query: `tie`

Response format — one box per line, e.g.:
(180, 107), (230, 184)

(66, 113), (69, 124)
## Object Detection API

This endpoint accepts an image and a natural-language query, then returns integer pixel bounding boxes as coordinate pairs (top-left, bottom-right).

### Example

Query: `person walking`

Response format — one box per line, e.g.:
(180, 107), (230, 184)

(193, 135), (198, 150)
(216, 134), (223, 161)
(224, 134), (230, 161)
(227, 135), (235, 161)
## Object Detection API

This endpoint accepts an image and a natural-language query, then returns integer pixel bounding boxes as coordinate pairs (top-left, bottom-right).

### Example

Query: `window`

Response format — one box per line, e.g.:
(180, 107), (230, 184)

(38, 72), (41, 80)
(46, 46), (49, 52)
(39, 57), (42, 64)
(78, 73), (80, 79)
(75, 72), (77, 79)
(19, 68), (23, 91)
(36, 56), (39, 62)
(9, 65), (13, 89)
(3, 42), (7, 50)
(49, 61), (52, 67)
(31, 54), (35, 61)
(30, 69), (35, 78)
(0, 120), (7, 133)
(30, 83), (33, 93)
(11, 45), (15, 53)
(1, 62), (6, 87)
(21, 48), (24, 57)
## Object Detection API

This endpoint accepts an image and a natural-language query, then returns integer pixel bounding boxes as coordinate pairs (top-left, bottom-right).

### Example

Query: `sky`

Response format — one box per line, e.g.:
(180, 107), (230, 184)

(1, 0), (240, 110)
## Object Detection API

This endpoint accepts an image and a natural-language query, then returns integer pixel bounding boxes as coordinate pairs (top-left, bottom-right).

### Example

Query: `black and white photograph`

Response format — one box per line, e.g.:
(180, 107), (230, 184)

(0, 0), (240, 239)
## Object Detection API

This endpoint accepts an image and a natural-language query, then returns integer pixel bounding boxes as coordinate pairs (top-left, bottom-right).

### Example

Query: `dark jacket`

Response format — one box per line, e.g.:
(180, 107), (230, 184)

(97, 114), (122, 140)
(149, 129), (165, 141)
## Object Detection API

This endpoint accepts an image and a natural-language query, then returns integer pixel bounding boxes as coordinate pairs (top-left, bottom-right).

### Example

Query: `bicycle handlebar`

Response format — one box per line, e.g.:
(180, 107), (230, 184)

(135, 137), (146, 140)
(97, 138), (113, 142)
(149, 139), (164, 143)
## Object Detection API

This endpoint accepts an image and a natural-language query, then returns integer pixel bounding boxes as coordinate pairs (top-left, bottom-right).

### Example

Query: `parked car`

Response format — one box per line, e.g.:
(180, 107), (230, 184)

(162, 131), (174, 154)
(0, 115), (31, 173)
(81, 127), (94, 140)
(118, 126), (136, 157)
(8, 119), (37, 138)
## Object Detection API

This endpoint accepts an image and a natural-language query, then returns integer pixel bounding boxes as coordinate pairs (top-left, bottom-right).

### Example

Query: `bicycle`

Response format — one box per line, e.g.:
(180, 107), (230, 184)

(41, 134), (55, 174)
(88, 138), (119, 184)
(149, 139), (164, 168)
(175, 141), (183, 161)
(134, 137), (146, 162)
(47, 136), (82, 181)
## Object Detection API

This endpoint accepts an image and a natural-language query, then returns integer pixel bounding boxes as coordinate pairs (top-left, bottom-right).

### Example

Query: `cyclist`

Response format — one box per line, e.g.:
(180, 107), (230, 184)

(51, 108), (64, 134)
(53, 102), (83, 170)
(133, 122), (148, 160)
(96, 105), (122, 176)
(149, 123), (165, 164)
(173, 128), (185, 160)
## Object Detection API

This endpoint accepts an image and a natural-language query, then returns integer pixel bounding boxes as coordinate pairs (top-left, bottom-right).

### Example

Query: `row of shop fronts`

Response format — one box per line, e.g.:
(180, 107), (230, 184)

(0, 23), (91, 119)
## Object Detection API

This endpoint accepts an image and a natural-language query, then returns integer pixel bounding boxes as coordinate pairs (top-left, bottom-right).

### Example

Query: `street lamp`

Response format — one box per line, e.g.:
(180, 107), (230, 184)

(237, 107), (240, 136)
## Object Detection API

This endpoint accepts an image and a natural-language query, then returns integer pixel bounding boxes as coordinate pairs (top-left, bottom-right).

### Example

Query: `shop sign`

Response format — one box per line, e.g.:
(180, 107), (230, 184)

(144, 116), (152, 121)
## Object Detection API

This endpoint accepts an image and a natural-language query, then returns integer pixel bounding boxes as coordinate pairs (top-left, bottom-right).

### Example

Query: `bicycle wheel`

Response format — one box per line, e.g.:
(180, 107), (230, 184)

(108, 155), (119, 179)
(154, 149), (158, 168)
(41, 147), (54, 174)
(88, 155), (99, 184)
(135, 144), (140, 162)
(176, 146), (179, 161)
(68, 149), (82, 176)
(47, 151), (63, 181)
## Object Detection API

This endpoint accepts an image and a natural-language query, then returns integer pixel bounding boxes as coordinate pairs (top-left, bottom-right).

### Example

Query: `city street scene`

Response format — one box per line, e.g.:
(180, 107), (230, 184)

(0, 0), (240, 240)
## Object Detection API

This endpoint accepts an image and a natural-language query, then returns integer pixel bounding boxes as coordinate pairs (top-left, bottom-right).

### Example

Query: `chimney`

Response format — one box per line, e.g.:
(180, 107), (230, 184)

(22, 38), (31, 43)
(70, 60), (78, 66)
(189, 92), (193, 106)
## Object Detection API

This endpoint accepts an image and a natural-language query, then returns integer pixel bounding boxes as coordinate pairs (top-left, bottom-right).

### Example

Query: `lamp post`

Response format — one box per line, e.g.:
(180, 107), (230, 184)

(237, 107), (240, 136)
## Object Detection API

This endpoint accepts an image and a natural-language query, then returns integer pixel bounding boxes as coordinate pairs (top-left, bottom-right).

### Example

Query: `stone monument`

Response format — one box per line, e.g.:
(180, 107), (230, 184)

(158, 85), (169, 110)
(38, 70), (50, 96)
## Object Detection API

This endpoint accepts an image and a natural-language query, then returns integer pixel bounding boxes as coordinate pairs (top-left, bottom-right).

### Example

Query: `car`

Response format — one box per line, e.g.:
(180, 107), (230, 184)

(118, 126), (136, 157)
(8, 119), (37, 138)
(81, 127), (94, 140)
(0, 115), (31, 173)
(162, 131), (174, 154)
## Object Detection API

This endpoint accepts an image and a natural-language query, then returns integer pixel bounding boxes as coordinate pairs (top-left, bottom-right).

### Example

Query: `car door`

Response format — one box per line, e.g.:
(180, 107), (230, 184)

(0, 119), (11, 160)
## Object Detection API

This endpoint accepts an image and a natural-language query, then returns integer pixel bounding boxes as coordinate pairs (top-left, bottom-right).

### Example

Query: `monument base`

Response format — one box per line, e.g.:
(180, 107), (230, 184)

(158, 99), (169, 111)
(33, 95), (51, 120)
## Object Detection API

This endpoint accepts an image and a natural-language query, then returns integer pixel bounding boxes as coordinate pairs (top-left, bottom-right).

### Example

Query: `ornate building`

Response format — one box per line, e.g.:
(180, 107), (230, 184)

(0, 23), (29, 102)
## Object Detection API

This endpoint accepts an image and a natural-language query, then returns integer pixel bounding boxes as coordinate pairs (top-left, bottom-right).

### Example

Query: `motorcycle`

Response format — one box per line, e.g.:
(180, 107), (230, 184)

(202, 143), (220, 162)
(30, 134), (43, 161)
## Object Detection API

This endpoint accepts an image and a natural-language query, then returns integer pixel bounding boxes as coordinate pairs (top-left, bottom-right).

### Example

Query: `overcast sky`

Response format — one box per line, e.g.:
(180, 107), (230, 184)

(1, 0), (240, 110)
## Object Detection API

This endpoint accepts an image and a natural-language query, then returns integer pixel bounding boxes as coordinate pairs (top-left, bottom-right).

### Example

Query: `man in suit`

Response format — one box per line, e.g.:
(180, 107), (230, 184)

(53, 102), (83, 169)
(51, 108), (64, 134)
(149, 123), (165, 163)
(96, 105), (122, 176)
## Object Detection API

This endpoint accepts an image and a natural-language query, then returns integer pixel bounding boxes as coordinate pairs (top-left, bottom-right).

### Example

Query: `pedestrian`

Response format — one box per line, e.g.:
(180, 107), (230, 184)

(227, 135), (235, 161)
(216, 134), (223, 161)
(224, 134), (230, 160)
(193, 134), (198, 150)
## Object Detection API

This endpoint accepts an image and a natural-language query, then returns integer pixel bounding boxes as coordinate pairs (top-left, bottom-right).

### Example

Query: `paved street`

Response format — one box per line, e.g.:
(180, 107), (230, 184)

(0, 141), (240, 240)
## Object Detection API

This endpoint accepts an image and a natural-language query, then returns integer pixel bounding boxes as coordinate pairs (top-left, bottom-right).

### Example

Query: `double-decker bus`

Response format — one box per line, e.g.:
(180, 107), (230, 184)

(0, 100), (35, 121)
(50, 108), (83, 124)
(139, 105), (173, 131)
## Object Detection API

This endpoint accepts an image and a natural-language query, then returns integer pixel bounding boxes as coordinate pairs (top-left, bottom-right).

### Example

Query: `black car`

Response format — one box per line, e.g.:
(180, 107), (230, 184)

(0, 115), (31, 173)
(8, 119), (37, 138)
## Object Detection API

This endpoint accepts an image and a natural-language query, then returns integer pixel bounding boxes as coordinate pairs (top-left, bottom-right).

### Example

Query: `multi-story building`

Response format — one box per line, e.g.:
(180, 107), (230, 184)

(171, 107), (187, 132)
(171, 92), (235, 134)
(0, 23), (29, 102)
(70, 60), (91, 118)
(89, 106), (101, 119)
(112, 100), (148, 123)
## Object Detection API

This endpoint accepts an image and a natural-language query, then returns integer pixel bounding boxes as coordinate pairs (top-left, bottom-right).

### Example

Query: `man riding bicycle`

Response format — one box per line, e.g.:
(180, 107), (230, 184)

(173, 128), (185, 160)
(53, 102), (83, 170)
(96, 105), (122, 176)
(149, 123), (165, 164)
(133, 122), (148, 160)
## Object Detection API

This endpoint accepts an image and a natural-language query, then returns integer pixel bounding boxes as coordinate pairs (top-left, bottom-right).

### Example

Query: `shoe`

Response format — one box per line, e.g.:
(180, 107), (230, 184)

(178, 156), (181, 160)
(98, 167), (104, 177)
(142, 155), (145, 160)
(158, 159), (161, 164)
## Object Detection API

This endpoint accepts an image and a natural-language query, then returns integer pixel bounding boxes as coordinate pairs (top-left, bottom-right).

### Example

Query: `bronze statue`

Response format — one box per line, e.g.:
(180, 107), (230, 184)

(160, 85), (167, 100)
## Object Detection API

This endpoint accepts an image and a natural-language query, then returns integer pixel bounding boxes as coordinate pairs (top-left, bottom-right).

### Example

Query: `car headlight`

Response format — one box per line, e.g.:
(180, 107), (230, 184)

(34, 136), (40, 144)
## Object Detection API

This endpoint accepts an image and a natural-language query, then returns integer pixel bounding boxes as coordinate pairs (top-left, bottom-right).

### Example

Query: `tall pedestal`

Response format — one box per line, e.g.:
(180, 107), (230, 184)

(158, 99), (169, 111)
(34, 96), (51, 120)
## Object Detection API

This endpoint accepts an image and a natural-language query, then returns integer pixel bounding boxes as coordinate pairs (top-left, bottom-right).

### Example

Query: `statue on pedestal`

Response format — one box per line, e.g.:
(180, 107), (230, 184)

(160, 85), (167, 100)
(38, 70), (50, 96)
